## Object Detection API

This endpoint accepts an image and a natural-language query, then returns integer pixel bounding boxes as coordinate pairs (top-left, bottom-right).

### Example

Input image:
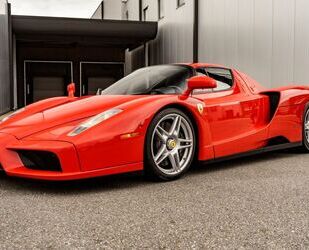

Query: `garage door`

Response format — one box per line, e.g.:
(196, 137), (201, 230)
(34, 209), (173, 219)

(24, 61), (73, 105)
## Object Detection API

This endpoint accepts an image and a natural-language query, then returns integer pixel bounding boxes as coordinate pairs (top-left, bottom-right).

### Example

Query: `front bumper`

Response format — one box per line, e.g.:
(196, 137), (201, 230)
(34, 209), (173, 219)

(0, 133), (142, 181)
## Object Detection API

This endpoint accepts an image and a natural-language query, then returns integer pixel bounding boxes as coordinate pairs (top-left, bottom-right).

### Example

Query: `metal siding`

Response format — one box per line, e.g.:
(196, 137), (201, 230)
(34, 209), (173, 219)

(272, 0), (295, 86)
(142, 0), (158, 22)
(199, 0), (236, 65)
(153, 0), (194, 64)
(122, 0), (309, 88)
(124, 0), (194, 65)
(125, 0), (140, 21)
(103, 0), (123, 20)
(0, 0), (11, 114)
(223, 0), (239, 67)
(253, 0), (272, 86)
(237, 0), (254, 74)
(124, 0), (194, 67)
(294, 0), (309, 85)
(198, 0), (309, 88)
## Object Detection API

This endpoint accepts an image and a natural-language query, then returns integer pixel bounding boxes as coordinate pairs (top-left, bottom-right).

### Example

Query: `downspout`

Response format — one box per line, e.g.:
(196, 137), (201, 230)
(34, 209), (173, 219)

(8, 2), (14, 110)
(101, 1), (104, 19)
(139, 0), (142, 21)
(139, 0), (149, 66)
(193, 0), (199, 63)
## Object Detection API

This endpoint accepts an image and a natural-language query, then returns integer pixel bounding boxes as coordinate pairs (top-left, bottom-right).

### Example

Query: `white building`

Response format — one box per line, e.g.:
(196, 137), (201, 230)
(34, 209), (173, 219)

(94, 0), (309, 89)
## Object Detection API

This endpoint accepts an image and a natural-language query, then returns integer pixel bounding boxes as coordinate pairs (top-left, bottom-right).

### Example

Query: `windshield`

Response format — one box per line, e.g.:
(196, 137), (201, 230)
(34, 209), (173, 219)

(101, 65), (193, 95)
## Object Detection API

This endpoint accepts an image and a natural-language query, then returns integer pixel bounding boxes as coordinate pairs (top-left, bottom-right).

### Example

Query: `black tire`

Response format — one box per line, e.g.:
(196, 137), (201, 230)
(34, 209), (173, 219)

(302, 107), (309, 152)
(144, 108), (196, 181)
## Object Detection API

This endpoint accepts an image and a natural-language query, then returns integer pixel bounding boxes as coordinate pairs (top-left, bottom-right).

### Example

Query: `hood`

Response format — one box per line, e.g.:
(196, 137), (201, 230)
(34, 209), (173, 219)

(0, 95), (145, 139)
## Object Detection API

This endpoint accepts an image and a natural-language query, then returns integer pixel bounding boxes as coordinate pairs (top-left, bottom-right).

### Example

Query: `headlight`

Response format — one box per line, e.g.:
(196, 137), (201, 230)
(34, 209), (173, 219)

(1, 108), (25, 123)
(68, 108), (123, 137)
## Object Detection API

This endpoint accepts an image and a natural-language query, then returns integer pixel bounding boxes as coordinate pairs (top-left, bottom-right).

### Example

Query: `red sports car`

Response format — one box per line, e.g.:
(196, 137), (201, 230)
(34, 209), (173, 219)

(0, 63), (309, 181)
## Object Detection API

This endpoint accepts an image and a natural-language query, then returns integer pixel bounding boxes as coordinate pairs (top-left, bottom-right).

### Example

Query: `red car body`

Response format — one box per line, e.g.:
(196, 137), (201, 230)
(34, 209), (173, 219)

(0, 63), (308, 180)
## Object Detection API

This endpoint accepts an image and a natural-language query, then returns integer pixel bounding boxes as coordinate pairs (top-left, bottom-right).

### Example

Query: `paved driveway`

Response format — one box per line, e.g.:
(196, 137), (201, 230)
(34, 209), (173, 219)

(0, 150), (308, 249)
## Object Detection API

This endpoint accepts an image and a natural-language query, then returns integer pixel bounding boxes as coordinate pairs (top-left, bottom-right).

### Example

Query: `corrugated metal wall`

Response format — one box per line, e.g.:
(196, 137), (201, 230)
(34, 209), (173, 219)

(199, 0), (309, 88)
(107, 0), (309, 88)
(123, 0), (139, 21)
(0, 0), (11, 114)
(149, 0), (194, 65)
(124, 0), (194, 65)
(123, 0), (143, 74)
(103, 0), (123, 20)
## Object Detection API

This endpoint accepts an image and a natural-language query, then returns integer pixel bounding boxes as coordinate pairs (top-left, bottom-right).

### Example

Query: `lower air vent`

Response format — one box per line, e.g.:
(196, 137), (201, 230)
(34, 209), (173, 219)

(18, 150), (62, 172)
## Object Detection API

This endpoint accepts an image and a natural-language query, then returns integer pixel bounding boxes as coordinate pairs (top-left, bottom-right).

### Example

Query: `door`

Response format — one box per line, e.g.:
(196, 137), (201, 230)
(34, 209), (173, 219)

(194, 67), (269, 158)
(25, 61), (72, 105)
(80, 62), (124, 95)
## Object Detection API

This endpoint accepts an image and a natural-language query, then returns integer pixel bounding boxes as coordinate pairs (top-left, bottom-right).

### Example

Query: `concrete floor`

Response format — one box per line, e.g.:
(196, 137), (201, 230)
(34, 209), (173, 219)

(0, 150), (308, 249)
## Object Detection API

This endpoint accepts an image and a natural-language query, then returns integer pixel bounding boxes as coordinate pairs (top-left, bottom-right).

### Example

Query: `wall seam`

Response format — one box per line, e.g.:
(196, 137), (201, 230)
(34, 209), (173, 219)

(193, 0), (199, 63)
(292, 0), (296, 82)
(271, 0), (274, 87)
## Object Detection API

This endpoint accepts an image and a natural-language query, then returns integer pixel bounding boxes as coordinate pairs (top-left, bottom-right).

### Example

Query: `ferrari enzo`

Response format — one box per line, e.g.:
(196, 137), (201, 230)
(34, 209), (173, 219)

(0, 63), (309, 181)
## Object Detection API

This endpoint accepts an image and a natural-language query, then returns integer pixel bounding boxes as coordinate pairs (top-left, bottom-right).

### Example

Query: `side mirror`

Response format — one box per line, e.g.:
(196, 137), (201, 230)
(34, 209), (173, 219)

(182, 76), (217, 98)
(67, 83), (76, 98)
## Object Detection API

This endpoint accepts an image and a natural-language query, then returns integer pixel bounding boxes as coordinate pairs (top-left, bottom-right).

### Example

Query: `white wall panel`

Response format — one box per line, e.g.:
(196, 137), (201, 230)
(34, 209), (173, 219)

(199, 0), (309, 88)
(294, 0), (309, 85)
(103, 0), (123, 20)
(105, 0), (309, 87)
(272, 0), (295, 86)
(151, 0), (194, 64)
(123, 0), (194, 67)
(237, 0), (254, 74)
(253, 0), (272, 86)
(222, 0), (239, 67)
(124, 0), (140, 21)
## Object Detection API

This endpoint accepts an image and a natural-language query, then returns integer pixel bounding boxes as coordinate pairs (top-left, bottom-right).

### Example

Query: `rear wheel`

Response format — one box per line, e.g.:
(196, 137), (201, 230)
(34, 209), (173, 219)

(144, 108), (196, 181)
(303, 107), (309, 151)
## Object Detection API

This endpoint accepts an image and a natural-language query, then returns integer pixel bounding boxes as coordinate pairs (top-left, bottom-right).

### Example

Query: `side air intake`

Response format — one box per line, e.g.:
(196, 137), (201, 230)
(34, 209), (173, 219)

(261, 91), (281, 122)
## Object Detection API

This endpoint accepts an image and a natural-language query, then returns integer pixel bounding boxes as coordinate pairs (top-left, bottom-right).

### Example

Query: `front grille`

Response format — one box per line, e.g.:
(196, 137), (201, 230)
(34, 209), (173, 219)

(18, 150), (62, 172)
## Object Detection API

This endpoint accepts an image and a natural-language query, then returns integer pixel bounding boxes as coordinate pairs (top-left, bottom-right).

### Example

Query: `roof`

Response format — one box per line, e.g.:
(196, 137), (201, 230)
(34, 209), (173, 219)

(12, 15), (158, 49)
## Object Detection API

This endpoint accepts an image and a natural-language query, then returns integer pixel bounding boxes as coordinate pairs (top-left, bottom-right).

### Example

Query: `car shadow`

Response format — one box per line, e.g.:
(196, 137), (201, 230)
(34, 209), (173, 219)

(192, 149), (299, 173)
(0, 150), (302, 194)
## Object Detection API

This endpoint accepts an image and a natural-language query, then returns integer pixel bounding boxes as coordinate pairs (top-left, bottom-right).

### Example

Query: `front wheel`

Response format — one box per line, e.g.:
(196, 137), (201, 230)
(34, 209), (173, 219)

(144, 108), (196, 181)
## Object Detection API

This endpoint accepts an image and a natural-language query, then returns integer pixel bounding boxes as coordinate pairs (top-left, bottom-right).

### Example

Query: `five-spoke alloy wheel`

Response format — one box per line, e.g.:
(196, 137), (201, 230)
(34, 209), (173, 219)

(145, 108), (196, 181)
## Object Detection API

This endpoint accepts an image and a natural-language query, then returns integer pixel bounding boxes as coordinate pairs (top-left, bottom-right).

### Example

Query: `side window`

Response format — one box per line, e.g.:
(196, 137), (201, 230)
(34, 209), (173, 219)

(194, 67), (233, 94)
(205, 67), (233, 91)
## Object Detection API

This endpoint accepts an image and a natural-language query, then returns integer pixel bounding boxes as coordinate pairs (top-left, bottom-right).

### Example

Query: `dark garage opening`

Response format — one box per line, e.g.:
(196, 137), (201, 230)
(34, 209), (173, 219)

(11, 15), (157, 108)
(25, 61), (73, 104)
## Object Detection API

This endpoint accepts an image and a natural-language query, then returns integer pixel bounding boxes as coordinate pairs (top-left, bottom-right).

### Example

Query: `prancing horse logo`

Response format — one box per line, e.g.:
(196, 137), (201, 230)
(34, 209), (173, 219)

(197, 103), (204, 114)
